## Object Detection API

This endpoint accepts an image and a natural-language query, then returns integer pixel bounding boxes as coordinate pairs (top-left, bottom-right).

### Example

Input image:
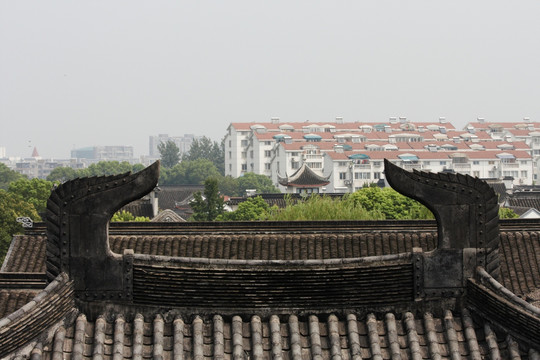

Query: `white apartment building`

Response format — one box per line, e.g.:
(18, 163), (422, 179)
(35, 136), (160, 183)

(224, 118), (539, 192)
(324, 150), (533, 192)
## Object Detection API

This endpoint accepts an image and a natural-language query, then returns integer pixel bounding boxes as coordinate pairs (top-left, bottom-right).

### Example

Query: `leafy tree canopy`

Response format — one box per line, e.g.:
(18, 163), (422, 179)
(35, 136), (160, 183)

(346, 187), (433, 220)
(0, 189), (40, 263)
(47, 161), (145, 182)
(266, 194), (384, 221)
(236, 172), (279, 196)
(190, 177), (224, 221)
(160, 159), (221, 185)
(499, 207), (518, 219)
(158, 140), (181, 168)
(8, 178), (54, 215)
(218, 196), (271, 221)
(0, 163), (24, 190)
(182, 136), (224, 175)
(84, 161), (133, 176)
(46, 166), (79, 182)
(111, 210), (150, 222)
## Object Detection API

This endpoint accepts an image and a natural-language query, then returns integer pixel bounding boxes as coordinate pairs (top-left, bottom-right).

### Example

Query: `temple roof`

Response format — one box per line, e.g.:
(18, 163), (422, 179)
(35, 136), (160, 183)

(278, 163), (331, 188)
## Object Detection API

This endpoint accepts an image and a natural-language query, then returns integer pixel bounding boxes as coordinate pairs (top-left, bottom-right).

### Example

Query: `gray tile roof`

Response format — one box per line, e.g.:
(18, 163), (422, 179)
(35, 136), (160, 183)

(21, 308), (540, 359)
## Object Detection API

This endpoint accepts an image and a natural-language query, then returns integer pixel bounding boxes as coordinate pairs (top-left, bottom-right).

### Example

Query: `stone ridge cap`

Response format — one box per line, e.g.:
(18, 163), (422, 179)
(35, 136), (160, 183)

(0, 235), (23, 272)
(476, 266), (540, 317)
(0, 273), (69, 328)
(133, 251), (413, 266)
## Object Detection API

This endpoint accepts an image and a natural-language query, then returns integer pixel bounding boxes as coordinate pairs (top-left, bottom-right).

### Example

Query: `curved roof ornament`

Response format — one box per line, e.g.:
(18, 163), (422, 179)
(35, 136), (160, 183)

(45, 162), (160, 295)
(384, 159), (500, 280)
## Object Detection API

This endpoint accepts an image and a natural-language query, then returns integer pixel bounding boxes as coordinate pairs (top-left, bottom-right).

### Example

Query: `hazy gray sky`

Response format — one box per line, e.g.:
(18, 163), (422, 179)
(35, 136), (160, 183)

(1, 1), (540, 159)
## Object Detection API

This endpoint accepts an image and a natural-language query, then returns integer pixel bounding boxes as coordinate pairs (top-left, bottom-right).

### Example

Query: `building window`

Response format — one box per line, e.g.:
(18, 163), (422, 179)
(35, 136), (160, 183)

(241, 164), (247, 171)
(374, 172), (381, 179)
(503, 171), (518, 178)
(228, 151), (232, 159)
(521, 170), (528, 178)
(229, 140), (231, 147)
(440, 161), (447, 165)
(250, 151), (253, 159)
(473, 171), (480, 177)
(473, 161), (480, 165)
(355, 172), (371, 179)
(265, 150), (272, 157)
(291, 161), (300, 169)
(424, 161), (430, 166)
(309, 162), (322, 168)
(521, 161), (528, 165)
(339, 172), (347, 180)
(229, 164), (232, 171)
(265, 163), (271, 170)
(241, 152), (247, 159)
(241, 140), (248, 146)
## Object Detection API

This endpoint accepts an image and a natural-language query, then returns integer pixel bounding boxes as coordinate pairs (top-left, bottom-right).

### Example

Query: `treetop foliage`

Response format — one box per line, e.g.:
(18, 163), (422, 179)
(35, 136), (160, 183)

(47, 161), (144, 182)
(182, 136), (224, 175)
(159, 159), (221, 185)
(8, 178), (54, 214)
(111, 210), (150, 222)
(217, 196), (271, 221)
(158, 140), (181, 168)
(190, 177), (225, 221)
(218, 173), (279, 197)
(0, 163), (24, 190)
(0, 189), (40, 263)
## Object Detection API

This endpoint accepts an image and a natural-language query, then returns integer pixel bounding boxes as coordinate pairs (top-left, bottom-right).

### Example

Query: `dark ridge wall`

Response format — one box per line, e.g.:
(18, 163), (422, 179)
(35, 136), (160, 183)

(132, 261), (414, 310)
(467, 279), (540, 349)
(0, 273), (74, 358)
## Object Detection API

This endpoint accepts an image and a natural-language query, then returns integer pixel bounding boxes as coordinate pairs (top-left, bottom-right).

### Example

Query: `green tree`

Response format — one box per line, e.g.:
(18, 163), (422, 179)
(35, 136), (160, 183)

(499, 207), (519, 219)
(266, 194), (383, 221)
(0, 163), (24, 190)
(111, 210), (150, 222)
(218, 196), (271, 221)
(159, 159), (221, 185)
(217, 175), (240, 196)
(190, 178), (224, 221)
(236, 172), (279, 196)
(158, 140), (181, 168)
(182, 136), (225, 175)
(0, 190), (40, 263)
(46, 166), (79, 182)
(347, 187), (433, 220)
(85, 161), (133, 176)
(8, 178), (54, 215)
(47, 162), (145, 182)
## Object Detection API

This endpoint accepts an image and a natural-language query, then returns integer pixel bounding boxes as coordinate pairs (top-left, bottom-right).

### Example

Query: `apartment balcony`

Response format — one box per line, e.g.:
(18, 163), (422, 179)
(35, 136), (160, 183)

(402, 163), (422, 171)
(352, 164), (372, 170)
(501, 163), (519, 169)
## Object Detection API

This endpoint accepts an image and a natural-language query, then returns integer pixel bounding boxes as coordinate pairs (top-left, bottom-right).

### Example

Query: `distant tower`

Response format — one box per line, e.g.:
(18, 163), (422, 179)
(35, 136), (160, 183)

(31, 147), (40, 158)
